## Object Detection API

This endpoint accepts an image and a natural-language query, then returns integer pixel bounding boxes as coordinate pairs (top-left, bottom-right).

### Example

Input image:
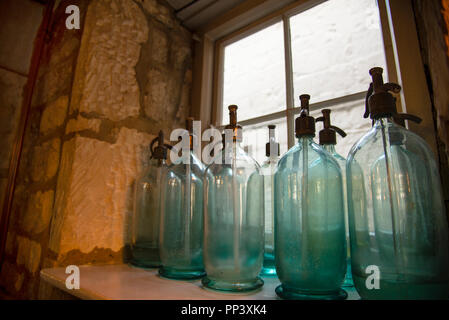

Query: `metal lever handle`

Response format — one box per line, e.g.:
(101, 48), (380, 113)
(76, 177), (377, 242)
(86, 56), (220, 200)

(393, 113), (422, 127)
(364, 83), (374, 119)
(330, 125), (347, 138)
(316, 112), (347, 138)
(149, 136), (159, 159)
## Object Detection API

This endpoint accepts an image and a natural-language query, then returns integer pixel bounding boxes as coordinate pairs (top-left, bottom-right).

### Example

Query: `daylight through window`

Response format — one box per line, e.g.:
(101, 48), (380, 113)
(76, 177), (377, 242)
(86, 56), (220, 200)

(219, 0), (388, 164)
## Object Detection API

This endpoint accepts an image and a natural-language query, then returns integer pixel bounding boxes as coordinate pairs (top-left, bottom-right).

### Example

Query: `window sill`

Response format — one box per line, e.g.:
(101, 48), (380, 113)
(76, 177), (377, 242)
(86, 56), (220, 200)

(40, 264), (360, 300)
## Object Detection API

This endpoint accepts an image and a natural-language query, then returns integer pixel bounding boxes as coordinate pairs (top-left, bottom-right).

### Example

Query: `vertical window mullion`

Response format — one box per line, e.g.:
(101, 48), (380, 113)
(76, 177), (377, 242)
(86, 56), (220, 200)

(283, 15), (295, 149)
(213, 41), (225, 126)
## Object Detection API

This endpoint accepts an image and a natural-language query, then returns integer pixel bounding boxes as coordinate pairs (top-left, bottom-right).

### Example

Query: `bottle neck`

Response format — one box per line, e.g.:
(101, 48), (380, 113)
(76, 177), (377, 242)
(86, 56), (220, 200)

(374, 116), (406, 145)
(224, 140), (243, 150)
(174, 148), (201, 166)
(149, 157), (166, 164)
(323, 144), (337, 155)
(373, 116), (395, 127)
(296, 135), (314, 144)
(222, 140), (246, 165)
(264, 155), (279, 166)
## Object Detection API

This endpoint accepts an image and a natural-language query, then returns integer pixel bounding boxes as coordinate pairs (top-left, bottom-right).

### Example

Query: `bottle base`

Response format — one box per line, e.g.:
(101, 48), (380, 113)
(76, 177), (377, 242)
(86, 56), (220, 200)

(353, 274), (449, 299)
(260, 267), (277, 277)
(342, 277), (354, 287)
(342, 261), (354, 287)
(129, 259), (161, 269)
(129, 244), (160, 269)
(275, 284), (347, 300)
(202, 276), (264, 292)
(158, 267), (205, 280)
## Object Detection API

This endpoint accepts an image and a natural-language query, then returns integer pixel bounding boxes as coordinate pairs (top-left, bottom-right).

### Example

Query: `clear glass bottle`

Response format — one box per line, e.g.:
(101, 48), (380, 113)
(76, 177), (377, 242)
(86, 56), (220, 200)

(260, 125), (280, 276)
(347, 67), (449, 299)
(130, 131), (169, 268)
(316, 109), (353, 287)
(202, 105), (264, 292)
(159, 118), (206, 279)
(274, 95), (347, 300)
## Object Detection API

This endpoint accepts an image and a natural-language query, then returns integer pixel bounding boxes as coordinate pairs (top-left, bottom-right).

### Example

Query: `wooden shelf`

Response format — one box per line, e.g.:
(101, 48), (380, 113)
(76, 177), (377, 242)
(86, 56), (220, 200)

(40, 264), (360, 300)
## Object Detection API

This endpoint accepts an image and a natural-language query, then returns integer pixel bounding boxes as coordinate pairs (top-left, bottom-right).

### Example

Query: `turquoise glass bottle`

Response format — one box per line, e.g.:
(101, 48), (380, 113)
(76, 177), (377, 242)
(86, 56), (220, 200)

(274, 95), (347, 300)
(202, 105), (264, 292)
(130, 131), (169, 268)
(159, 118), (206, 279)
(316, 109), (353, 287)
(347, 67), (449, 299)
(260, 125), (280, 276)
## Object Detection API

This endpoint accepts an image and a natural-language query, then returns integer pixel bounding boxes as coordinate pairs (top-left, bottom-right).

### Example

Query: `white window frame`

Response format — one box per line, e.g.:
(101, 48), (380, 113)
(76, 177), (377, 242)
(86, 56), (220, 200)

(191, 0), (437, 154)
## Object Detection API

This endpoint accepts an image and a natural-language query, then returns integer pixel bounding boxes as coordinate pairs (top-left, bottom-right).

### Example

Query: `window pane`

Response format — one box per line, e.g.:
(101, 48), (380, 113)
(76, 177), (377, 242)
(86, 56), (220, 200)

(308, 97), (371, 158)
(222, 21), (286, 125)
(290, 0), (387, 103)
(242, 118), (288, 165)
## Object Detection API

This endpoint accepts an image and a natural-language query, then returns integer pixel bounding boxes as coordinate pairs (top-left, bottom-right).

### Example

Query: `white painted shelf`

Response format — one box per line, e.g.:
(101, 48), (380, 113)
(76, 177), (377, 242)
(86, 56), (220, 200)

(40, 264), (360, 300)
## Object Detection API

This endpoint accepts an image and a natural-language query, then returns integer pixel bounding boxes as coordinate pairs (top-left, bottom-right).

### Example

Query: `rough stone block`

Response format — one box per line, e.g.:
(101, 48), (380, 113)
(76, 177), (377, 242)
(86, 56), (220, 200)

(32, 59), (74, 108)
(0, 261), (23, 294)
(49, 128), (152, 257)
(184, 69), (192, 85)
(14, 273), (24, 292)
(5, 231), (16, 256)
(156, 5), (174, 28)
(144, 68), (168, 122)
(150, 27), (168, 65)
(16, 236), (42, 274)
(74, 0), (148, 121)
(65, 117), (101, 134)
(137, 0), (158, 15)
(0, 68), (26, 169)
(46, 37), (81, 71)
(137, 0), (175, 29)
(21, 190), (55, 236)
(176, 81), (191, 120)
(173, 44), (191, 71)
(143, 67), (190, 132)
(40, 96), (68, 134)
(30, 138), (61, 182)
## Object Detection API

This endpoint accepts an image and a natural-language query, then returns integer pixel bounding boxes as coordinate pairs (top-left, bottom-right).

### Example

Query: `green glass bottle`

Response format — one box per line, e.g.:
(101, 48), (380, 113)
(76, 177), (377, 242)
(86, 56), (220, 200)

(202, 105), (264, 292)
(130, 131), (169, 268)
(159, 118), (206, 280)
(316, 109), (353, 287)
(274, 95), (347, 300)
(260, 125), (280, 276)
(347, 67), (449, 299)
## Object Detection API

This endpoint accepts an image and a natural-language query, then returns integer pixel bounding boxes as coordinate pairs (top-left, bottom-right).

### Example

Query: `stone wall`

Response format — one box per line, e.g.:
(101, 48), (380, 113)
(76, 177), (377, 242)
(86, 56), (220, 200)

(0, 0), (192, 299)
(0, 69), (27, 214)
(412, 0), (449, 216)
(0, 0), (88, 300)
(0, 0), (44, 253)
